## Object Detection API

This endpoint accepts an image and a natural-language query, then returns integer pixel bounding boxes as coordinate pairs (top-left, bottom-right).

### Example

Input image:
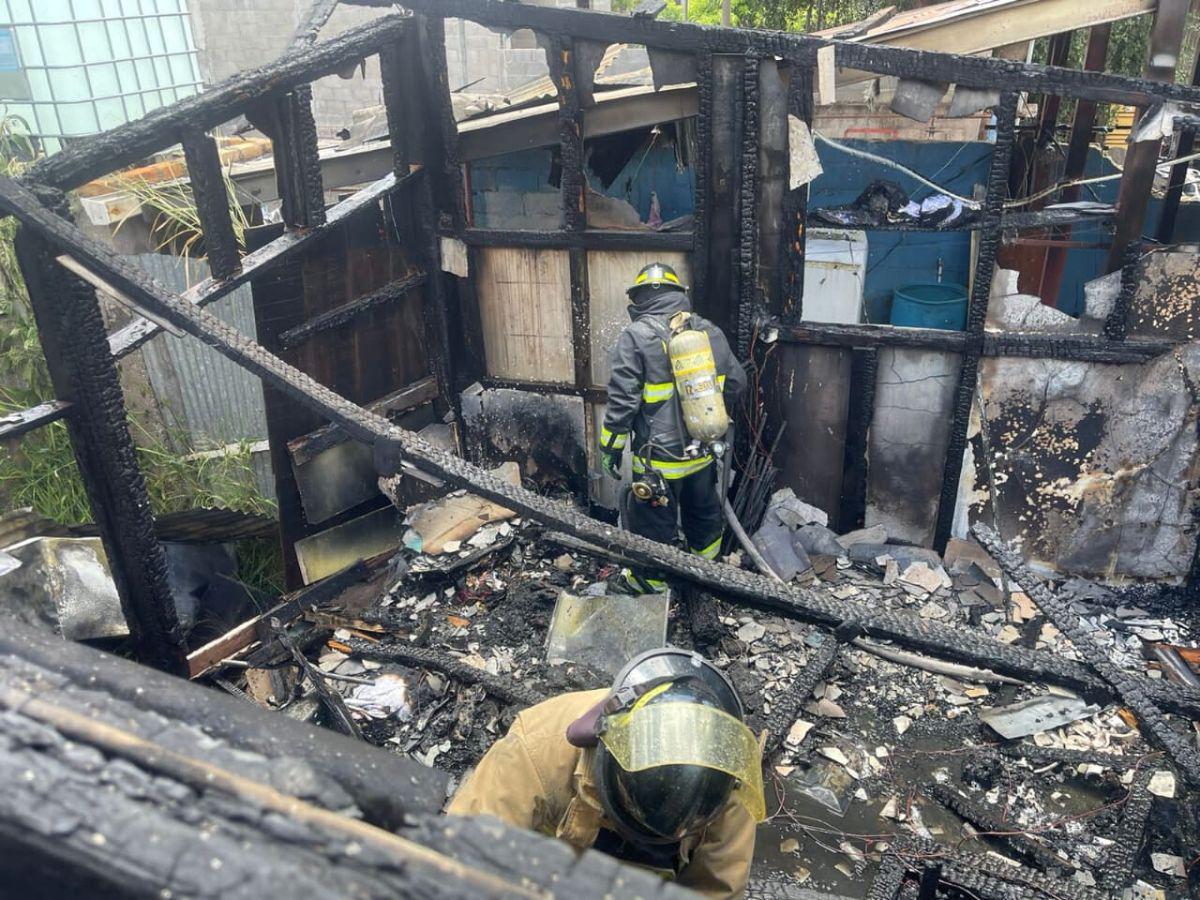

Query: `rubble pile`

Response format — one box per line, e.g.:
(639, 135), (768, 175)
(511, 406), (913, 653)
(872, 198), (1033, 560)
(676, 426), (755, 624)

(214, 484), (1198, 898)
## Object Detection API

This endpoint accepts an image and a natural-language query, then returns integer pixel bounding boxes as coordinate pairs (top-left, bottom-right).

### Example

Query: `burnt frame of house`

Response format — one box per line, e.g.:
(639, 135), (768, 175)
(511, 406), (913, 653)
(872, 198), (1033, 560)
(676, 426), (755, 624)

(1, 0), (1199, 708)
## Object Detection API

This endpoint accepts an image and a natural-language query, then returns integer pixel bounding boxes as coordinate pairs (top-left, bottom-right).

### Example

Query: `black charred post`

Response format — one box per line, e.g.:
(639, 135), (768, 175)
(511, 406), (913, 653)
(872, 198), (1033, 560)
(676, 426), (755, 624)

(975, 524), (1200, 785)
(866, 852), (907, 900)
(705, 55), (741, 338)
(779, 61), (813, 325)
(736, 54), (760, 359)
(416, 176), (457, 416)
(762, 635), (839, 757)
(547, 36), (592, 392)
(838, 347), (877, 531)
(5, 172), (1200, 720)
(1157, 118), (1198, 245)
(268, 87), (327, 229)
(398, 0), (1200, 107)
(14, 200), (186, 675)
(379, 43), (411, 178)
(1103, 241), (1142, 341)
(691, 53), (713, 314)
(1098, 765), (1155, 894)
(932, 91), (1018, 554)
(924, 782), (1070, 872)
(180, 130), (241, 280)
(418, 15), (467, 229)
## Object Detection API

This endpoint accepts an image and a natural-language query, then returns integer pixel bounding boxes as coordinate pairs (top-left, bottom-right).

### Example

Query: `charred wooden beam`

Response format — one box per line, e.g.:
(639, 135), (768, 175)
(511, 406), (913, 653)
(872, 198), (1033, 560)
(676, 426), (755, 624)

(762, 634), (838, 757)
(1099, 765), (1156, 893)
(397, 0), (1200, 107)
(110, 170), (414, 359)
(975, 524), (1200, 785)
(266, 86), (327, 229)
(277, 270), (429, 348)
(26, 15), (410, 194)
(346, 639), (547, 708)
(1, 173), (1197, 723)
(14, 206), (186, 675)
(1103, 242), (1143, 341)
(1106, 0), (1192, 272)
(0, 399), (70, 441)
(379, 43), (411, 179)
(690, 53), (713, 314)
(180, 130), (241, 280)
(705, 55), (741, 338)
(924, 783), (1070, 872)
(548, 36), (587, 234)
(456, 228), (694, 251)
(780, 62), (813, 326)
(736, 54), (760, 359)
(775, 320), (1173, 363)
(838, 347), (877, 531)
(418, 15), (466, 229)
(288, 376), (439, 467)
(479, 376), (607, 403)
(867, 853), (908, 900)
(933, 92), (1018, 553)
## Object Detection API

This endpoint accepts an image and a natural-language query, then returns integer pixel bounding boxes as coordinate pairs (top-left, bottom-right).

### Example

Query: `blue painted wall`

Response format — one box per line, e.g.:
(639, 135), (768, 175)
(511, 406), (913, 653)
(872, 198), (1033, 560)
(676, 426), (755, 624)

(469, 138), (1200, 320)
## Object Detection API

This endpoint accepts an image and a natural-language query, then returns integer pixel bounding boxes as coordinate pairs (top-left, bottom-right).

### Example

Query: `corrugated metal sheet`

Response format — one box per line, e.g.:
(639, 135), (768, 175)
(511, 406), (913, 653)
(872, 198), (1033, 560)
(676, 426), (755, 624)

(134, 253), (269, 450)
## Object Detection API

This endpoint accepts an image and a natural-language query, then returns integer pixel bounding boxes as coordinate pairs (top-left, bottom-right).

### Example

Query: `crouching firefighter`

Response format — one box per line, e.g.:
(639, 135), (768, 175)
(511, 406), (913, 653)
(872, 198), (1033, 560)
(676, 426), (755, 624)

(446, 648), (763, 898)
(601, 263), (747, 592)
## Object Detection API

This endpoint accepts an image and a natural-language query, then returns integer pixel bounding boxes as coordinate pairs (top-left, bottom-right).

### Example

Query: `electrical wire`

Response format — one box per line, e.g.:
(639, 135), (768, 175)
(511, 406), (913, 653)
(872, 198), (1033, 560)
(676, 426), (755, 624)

(814, 128), (1200, 212)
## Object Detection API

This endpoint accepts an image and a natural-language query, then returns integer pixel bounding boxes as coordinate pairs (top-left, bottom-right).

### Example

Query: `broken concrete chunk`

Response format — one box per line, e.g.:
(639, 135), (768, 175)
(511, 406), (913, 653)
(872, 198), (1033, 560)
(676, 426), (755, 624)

(793, 524), (844, 558)
(752, 521), (811, 582)
(779, 837), (801, 854)
(818, 746), (850, 766)
(1147, 770), (1176, 799)
(942, 537), (1002, 579)
(736, 621), (766, 644)
(848, 542), (942, 571)
(1150, 852), (1185, 878)
(785, 719), (814, 747)
(765, 487), (829, 529)
(836, 524), (887, 549)
(900, 562), (947, 595)
(893, 715), (912, 735)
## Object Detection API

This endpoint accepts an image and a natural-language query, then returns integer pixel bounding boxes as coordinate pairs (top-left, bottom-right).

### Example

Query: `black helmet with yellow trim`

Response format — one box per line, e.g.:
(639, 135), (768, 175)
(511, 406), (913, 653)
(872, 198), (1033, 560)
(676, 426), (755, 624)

(627, 262), (688, 298)
(569, 648), (764, 846)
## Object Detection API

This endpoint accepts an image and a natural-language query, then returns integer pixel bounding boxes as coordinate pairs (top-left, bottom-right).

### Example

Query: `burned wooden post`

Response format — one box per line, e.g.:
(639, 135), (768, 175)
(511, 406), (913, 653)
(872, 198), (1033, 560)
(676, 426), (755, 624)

(779, 61), (814, 326)
(180, 129), (242, 280)
(932, 91), (1020, 554)
(267, 86), (328, 229)
(704, 55), (741, 339)
(13, 193), (187, 675)
(735, 54), (760, 359)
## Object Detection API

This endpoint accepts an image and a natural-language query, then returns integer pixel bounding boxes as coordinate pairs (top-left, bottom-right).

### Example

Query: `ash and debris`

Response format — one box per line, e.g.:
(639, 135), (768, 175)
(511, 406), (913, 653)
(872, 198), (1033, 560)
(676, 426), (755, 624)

(234, 485), (1198, 899)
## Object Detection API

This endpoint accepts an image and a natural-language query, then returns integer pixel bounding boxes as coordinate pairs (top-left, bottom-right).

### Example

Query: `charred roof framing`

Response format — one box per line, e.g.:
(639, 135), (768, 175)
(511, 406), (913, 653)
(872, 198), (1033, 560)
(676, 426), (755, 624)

(1, 0), (1198, 767)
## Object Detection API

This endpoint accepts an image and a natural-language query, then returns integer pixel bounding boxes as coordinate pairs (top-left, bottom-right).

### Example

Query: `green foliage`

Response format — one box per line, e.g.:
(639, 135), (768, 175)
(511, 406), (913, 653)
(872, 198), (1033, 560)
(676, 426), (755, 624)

(0, 114), (280, 593)
(616, 0), (907, 31)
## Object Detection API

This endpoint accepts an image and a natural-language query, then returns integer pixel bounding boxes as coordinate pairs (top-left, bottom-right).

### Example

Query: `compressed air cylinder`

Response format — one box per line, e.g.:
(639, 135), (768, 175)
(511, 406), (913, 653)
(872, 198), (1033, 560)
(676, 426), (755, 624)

(668, 328), (730, 442)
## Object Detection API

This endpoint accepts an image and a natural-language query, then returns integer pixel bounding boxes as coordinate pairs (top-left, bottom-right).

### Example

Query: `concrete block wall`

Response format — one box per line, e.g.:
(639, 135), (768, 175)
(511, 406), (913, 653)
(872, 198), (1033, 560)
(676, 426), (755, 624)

(190, 0), (613, 136)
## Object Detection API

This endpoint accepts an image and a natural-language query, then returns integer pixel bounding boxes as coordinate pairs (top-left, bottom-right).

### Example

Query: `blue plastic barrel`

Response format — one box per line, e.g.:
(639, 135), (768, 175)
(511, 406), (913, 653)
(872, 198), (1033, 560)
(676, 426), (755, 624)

(890, 283), (969, 331)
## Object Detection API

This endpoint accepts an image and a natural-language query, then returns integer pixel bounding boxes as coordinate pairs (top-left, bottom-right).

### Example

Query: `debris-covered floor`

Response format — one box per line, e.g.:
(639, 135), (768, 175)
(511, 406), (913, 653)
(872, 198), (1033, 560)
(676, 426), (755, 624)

(216, 482), (1200, 900)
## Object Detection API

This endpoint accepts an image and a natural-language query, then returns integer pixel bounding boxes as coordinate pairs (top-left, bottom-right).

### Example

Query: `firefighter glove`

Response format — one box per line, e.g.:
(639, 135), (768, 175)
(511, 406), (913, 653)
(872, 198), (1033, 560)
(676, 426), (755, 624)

(601, 448), (623, 480)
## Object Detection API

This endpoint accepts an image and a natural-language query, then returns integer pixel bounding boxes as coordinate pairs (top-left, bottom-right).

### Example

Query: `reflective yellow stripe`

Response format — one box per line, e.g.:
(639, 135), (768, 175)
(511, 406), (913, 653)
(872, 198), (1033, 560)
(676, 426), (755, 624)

(642, 381), (675, 403)
(717, 374), (726, 389)
(600, 426), (627, 450)
(632, 454), (713, 479)
(692, 535), (723, 560)
(623, 569), (669, 593)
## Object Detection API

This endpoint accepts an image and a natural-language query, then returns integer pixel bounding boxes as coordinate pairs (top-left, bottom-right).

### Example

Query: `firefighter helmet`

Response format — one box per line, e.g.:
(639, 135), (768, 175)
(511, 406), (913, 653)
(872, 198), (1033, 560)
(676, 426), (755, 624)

(627, 262), (688, 297)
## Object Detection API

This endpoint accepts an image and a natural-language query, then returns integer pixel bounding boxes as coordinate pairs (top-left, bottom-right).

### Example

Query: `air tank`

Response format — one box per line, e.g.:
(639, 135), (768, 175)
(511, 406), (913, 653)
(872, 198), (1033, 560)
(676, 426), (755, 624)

(668, 325), (729, 443)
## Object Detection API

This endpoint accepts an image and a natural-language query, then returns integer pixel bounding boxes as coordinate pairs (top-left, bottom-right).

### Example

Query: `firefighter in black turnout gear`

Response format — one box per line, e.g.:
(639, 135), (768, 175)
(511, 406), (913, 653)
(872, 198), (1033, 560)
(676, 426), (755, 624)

(600, 263), (746, 593)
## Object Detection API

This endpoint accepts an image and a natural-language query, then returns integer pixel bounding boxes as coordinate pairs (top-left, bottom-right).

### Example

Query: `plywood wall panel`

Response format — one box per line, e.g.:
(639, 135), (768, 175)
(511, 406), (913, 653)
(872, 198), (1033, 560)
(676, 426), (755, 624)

(476, 247), (573, 383)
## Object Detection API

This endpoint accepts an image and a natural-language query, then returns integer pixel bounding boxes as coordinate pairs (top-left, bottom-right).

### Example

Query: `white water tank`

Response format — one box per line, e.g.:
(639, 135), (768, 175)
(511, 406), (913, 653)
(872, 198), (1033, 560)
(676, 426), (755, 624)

(0, 0), (202, 154)
(802, 228), (868, 324)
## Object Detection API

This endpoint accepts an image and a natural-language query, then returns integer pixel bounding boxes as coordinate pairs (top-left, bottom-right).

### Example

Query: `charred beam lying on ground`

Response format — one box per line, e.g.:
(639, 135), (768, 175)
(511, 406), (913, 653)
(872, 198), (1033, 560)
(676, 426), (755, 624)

(346, 639), (548, 708)
(2, 173), (1197, 721)
(886, 840), (1106, 900)
(0, 619), (691, 900)
(23, 15), (411, 194)
(278, 271), (429, 348)
(398, 0), (1200, 107)
(762, 634), (839, 757)
(0, 399), (70, 442)
(775, 321), (1175, 364)
(456, 228), (695, 251)
(1098, 763), (1156, 894)
(0, 617), (442, 830)
(865, 852), (908, 900)
(923, 782), (1071, 872)
(975, 524), (1200, 786)
(992, 743), (1158, 772)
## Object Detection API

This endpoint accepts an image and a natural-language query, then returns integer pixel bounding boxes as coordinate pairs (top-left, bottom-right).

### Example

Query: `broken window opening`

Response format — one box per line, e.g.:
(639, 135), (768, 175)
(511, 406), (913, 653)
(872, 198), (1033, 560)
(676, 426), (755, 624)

(584, 121), (695, 232)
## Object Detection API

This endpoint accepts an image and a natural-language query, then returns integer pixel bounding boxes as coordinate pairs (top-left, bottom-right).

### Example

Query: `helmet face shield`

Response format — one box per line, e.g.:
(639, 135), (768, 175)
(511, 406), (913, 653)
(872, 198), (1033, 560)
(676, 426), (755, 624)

(599, 700), (766, 823)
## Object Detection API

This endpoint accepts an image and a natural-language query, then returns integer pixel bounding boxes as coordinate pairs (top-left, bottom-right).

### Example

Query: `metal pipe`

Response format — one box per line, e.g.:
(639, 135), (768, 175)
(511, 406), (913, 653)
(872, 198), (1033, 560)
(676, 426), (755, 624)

(723, 498), (782, 582)
(1151, 645), (1200, 688)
